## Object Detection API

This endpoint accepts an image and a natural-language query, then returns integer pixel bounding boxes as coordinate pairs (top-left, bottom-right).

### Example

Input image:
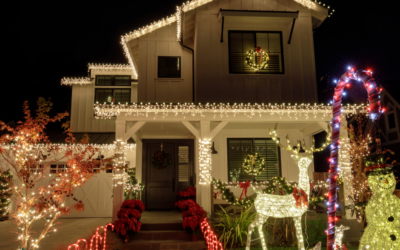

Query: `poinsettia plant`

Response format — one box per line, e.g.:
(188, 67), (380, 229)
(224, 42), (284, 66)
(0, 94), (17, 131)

(175, 186), (196, 211)
(114, 199), (145, 236)
(182, 201), (206, 234)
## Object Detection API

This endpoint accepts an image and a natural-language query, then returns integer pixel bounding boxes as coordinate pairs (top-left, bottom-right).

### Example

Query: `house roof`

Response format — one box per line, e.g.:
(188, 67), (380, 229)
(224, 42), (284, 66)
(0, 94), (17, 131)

(121, 0), (334, 79)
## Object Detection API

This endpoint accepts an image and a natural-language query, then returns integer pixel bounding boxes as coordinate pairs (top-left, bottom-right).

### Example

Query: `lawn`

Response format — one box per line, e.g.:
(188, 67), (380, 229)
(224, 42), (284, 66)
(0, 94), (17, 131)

(232, 247), (359, 250)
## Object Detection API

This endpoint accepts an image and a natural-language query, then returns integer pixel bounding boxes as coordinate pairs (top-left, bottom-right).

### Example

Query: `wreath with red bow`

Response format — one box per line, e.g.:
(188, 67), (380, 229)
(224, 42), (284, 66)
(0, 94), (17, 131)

(245, 46), (270, 71)
(151, 151), (171, 169)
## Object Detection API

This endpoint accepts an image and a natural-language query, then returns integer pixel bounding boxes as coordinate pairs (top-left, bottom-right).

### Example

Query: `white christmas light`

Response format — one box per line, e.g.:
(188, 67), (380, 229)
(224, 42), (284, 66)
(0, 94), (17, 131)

(88, 63), (132, 72)
(199, 139), (211, 184)
(60, 77), (92, 86)
(94, 103), (367, 120)
(245, 124), (331, 250)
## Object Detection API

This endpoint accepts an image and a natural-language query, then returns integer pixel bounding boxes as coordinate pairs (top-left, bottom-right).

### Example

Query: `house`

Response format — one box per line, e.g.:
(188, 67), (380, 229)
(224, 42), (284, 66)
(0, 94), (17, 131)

(60, 0), (362, 222)
(378, 84), (400, 189)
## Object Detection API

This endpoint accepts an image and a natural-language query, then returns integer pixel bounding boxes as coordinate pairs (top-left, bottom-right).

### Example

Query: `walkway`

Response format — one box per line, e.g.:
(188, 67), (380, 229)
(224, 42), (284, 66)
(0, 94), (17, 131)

(0, 218), (111, 250)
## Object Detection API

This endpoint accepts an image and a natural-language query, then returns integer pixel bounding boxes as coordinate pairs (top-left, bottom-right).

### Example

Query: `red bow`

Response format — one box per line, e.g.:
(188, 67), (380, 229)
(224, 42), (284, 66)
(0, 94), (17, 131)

(292, 187), (308, 208)
(239, 181), (250, 200)
(255, 46), (264, 65)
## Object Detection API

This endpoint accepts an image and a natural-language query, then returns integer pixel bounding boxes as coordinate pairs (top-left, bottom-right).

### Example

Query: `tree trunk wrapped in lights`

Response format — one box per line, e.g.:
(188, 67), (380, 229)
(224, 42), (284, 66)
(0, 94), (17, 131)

(327, 68), (382, 250)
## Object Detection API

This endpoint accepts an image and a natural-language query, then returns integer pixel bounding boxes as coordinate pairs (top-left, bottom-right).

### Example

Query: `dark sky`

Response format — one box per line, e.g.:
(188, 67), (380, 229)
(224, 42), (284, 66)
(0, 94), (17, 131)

(4, 0), (399, 125)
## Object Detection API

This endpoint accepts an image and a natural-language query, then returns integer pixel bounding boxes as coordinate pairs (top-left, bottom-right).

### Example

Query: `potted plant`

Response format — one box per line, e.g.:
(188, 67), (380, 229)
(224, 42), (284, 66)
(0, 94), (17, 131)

(182, 201), (206, 241)
(175, 187), (196, 212)
(114, 199), (145, 243)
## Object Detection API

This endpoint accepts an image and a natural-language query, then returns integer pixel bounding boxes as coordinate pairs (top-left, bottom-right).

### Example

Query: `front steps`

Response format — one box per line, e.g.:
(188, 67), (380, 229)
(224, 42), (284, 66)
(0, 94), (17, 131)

(125, 223), (206, 250)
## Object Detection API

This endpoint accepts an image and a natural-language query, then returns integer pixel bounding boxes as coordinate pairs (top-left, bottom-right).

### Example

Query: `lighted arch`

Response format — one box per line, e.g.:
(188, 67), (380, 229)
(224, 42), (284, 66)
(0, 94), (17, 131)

(326, 68), (382, 250)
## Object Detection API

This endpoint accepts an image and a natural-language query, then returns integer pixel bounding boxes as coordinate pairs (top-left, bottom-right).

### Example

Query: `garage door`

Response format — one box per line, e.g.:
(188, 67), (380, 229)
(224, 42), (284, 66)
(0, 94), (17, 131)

(51, 164), (114, 218)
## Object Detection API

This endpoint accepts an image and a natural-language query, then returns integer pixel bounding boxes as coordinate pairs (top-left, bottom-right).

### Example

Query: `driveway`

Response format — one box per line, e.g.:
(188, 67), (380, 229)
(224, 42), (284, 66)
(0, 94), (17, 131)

(0, 218), (111, 250)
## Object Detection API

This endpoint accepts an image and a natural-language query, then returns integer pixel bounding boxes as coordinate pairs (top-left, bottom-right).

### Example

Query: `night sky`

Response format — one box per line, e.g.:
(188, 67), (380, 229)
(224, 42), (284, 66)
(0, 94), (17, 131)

(5, 0), (399, 125)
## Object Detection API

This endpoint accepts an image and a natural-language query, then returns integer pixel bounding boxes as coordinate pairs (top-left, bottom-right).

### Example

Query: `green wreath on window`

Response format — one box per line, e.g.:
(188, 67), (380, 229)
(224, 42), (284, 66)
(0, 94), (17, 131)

(245, 46), (270, 71)
(151, 151), (171, 169)
(242, 153), (267, 176)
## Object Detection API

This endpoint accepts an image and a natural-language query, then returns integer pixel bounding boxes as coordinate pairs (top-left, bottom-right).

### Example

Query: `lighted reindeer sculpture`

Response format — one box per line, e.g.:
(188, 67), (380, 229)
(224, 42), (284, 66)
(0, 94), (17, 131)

(245, 124), (331, 250)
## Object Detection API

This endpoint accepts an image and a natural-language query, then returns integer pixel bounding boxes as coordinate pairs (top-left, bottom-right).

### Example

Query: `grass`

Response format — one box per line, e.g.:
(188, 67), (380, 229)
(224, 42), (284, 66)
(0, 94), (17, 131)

(232, 246), (359, 250)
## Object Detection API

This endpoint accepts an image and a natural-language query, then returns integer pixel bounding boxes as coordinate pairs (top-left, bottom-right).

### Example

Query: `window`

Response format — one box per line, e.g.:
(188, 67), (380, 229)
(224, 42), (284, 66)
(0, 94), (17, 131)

(96, 75), (131, 86)
(227, 138), (281, 182)
(50, 164), (68, 173)
(387, 113), (396, 129)
(95, 89), (131, 104)
(158, 56), (181, 78)
(178, 146), (189, 182)
(228, 31), (284, 74)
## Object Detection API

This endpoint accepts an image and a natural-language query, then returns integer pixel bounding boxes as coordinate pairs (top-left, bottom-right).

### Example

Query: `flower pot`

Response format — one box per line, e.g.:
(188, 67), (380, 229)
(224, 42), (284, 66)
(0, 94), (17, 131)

(191, 234), (198, 242)
(124, 234), (130, 243)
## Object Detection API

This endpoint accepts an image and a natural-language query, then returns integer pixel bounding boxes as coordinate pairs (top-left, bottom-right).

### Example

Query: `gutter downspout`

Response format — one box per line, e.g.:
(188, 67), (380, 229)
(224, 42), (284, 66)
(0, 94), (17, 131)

(178, 8), (195, 103)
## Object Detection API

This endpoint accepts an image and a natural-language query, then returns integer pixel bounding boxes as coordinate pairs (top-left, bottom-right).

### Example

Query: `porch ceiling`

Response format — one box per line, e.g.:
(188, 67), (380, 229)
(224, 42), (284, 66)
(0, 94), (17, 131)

(137, 122), (193, 137)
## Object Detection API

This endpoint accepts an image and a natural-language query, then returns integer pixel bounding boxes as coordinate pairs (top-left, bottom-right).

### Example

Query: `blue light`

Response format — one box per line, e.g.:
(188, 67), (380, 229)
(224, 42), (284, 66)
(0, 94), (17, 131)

(343, 92), (346, 96)
(330, 101), (333, 104)
(333, 79), (337, 83)
(347, 66), (351, 70)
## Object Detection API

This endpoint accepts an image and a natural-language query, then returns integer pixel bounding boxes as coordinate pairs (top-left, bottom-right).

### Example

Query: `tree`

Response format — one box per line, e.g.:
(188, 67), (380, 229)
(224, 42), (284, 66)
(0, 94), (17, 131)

(0, 98), (115, 250)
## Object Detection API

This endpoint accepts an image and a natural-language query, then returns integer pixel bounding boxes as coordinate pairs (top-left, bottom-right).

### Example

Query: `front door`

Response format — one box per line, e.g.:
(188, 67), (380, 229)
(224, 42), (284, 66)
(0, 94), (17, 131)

(143, 139), (194, 210)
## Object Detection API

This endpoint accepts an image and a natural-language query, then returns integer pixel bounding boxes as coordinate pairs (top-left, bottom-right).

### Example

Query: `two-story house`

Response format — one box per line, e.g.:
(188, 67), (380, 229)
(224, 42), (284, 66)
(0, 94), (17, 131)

(61, 0), (361, 221)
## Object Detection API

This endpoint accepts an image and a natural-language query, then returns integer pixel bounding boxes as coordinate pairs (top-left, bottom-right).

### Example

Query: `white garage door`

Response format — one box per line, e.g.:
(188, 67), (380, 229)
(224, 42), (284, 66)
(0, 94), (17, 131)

(51, 164), (114, 218)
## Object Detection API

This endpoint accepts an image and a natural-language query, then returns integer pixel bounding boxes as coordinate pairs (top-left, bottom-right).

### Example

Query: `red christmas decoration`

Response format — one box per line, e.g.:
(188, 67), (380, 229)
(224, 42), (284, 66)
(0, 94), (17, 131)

(327, 67), (382, 250)
(200, 218), (224, 250)
(114, 200), (144, 236)
(239, 180), (250, 200)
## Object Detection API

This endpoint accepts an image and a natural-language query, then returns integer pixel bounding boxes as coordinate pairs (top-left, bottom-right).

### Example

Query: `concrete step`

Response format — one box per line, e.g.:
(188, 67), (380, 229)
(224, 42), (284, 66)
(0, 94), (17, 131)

(141, 223), (183, 231)
(135, 230), (190, 241)
(125, 239), (206, 250)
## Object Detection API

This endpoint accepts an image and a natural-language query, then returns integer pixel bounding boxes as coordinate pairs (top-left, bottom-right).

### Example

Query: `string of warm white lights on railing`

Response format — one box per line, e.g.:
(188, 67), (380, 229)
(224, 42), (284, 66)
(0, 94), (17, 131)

(60, 77), (92, 86)
(120, 0), (334, 78)
(93, 103), (367, 119)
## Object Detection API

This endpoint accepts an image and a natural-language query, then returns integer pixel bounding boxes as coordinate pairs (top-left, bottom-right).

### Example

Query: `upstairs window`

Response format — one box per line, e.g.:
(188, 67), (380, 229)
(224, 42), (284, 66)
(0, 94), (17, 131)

(387, 113), (397, 130)
(229, 31), (284, 74)
(158, 56), (181, 78)
(95, 89), (131, 104)
(227, 138), (281, 182)
(96, 75), (131, 86)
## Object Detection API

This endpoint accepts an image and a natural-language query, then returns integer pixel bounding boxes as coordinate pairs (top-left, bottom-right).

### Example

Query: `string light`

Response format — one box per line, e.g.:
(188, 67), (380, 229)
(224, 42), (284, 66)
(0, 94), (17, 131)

(94, 102), (367, 119)
(88, 63), (132, 72)
(327, 68), (382, 250)
(199, 139), (212, 184)
(200, 217), (224, 250)
(61, 77), (92, 86)
(245, 124), (331, 250)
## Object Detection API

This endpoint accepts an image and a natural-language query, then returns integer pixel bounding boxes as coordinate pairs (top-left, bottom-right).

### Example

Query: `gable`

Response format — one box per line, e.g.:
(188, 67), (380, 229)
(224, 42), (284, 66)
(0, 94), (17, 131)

(122, 0), (331, 77)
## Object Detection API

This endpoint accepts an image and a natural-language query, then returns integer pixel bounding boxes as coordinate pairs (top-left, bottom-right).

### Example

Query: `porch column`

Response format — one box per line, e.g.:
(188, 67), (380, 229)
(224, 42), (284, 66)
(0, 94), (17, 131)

(199, 121), (212, 217)
(113, 120), (126, 222)
(340, 119), (356, 219)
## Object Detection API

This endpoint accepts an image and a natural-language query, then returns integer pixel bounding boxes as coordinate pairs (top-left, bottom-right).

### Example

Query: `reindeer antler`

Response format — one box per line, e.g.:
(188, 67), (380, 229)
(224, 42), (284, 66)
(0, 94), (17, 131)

(269, 123), (301, 155)
(302, 124), (332, 154)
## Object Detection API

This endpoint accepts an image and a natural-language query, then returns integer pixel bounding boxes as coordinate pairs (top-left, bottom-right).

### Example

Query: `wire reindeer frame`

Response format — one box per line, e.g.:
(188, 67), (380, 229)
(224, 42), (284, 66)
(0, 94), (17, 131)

(245, 124), (331, 250)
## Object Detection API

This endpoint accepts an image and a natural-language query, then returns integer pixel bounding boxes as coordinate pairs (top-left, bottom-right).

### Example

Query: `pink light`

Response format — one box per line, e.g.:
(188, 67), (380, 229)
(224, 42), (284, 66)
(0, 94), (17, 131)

(201, 218), (224, 250)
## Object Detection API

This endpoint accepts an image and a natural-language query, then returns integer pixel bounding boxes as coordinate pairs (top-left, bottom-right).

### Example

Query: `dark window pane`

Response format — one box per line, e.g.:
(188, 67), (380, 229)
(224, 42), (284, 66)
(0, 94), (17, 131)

(227, 138), (280, 182)
(158, 57), (181, 78)
(388, 113), (396, 129)
(96, 76), (112, 86)
(95, 89), (113, 103)
(229, 31), (284, 74)
(114, 89), (131, 104)
(115, 76), (131, 86)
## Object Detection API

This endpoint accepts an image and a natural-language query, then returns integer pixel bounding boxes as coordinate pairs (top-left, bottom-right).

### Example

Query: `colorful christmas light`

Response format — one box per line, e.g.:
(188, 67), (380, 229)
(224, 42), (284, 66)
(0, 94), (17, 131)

(327, 68), (382, 250)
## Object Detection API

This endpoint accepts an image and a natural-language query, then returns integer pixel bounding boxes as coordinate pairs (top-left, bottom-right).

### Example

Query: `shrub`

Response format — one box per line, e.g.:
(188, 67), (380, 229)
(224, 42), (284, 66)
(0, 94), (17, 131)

(114, 199), (145, 236)
(182, 200), (206, 234)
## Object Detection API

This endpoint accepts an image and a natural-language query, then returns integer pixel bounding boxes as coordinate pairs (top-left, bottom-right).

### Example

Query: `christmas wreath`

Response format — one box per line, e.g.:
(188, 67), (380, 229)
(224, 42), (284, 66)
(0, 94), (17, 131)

(242, 153), (267, 175)
(151, 151), (171, 169)
(245, 46), (270, 71)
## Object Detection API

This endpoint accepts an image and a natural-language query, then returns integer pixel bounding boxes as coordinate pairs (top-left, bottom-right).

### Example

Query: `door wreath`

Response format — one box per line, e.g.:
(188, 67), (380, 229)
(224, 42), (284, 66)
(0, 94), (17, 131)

(151, 151), (171, 169)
